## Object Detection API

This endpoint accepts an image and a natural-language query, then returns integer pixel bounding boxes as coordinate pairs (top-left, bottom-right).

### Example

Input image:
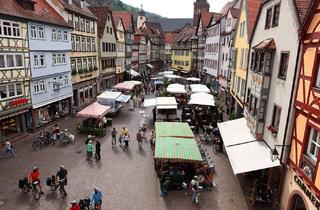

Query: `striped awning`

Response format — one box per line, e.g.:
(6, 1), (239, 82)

(154, 137), (203, 162)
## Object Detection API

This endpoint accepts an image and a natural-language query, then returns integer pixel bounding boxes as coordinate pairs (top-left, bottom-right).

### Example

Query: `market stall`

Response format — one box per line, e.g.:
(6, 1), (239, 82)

(76, 102), (111, 137)
(166, 83), (187, 94)
(97, 91), (131, 114)
(113, 82), (135, 91)
(188, 92), (215, 106)
(190, 84), (210, 93)
(154, 122), (214, 191)
(156, 97), (178, 121)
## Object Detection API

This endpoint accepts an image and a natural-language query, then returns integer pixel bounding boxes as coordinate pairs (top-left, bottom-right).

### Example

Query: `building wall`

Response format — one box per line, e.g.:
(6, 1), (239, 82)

(246, 0), (300, 157)
(172, 49), (192, 72)
(116, 20), (125, 76)
(204, 23), (220, 77)
(230, 0), (249, 107)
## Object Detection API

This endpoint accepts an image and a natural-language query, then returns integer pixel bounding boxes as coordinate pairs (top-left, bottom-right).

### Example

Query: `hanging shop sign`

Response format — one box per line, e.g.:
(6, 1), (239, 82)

(80, 73), (93, 80)
(294, 175), (320, 208)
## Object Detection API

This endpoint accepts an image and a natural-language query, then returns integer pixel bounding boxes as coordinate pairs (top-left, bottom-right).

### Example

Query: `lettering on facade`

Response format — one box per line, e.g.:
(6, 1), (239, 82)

(80, 74), (93, 80)
(1, 98), (29, 111)
(294, 175), (320, 208)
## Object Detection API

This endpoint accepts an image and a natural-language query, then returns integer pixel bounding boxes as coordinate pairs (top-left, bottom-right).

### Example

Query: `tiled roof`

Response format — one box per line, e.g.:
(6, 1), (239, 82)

(172, 24), (194, 49)
(0, 0), (69, 27)
(220, 0), (238, 15)
(252, 38), (276, 50)
(112, 11), (134, 33)
(59, 0), (96, 19)
(230, 8), (240, 18)
(247, 0), (261, 40)
(88, 6), (114, 38)
(164, 32), (175, 44)
(148, 18), (193, 32)
(112, 12), (125, 33)
(295, 0), (313, 25)
(149, 22), (164, 36)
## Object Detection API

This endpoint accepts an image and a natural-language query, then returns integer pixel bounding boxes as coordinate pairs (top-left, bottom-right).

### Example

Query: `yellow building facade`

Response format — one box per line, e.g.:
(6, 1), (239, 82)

(172, 50), (192, 73)
(230, 0), (249, 113)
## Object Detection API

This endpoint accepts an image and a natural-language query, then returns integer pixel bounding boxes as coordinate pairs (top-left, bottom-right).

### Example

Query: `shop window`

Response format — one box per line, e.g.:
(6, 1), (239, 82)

(307, 127), (320, 162)
(278, 52), (289, 79)
(291, 194), (307, 210)
(271, 105), (281, 130)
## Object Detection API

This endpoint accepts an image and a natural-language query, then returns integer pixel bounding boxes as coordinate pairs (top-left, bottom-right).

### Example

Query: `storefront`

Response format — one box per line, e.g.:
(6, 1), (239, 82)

(99, 75), (116, 93)
(281, 168), (319, 210)
(0, 105), (32, 142)
(73, 79), (98, 111)
(31, 97), (71, 129)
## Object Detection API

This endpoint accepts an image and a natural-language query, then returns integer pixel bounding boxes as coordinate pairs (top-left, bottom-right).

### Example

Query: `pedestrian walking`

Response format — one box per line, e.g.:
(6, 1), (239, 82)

(150, 130), (155, 150)
(4, 140), (15, 157)
(191, 176), (199, 204)
(159, 172), (167, 197)
(87, 140), (94, 160)
(91, 187), (103, 210)
(95, 140), (101, 160)
(136, 130), (143, 148)
(121, 127), (128, 147)
(111, 128), (117, 148)
(123, 132), (130, 151)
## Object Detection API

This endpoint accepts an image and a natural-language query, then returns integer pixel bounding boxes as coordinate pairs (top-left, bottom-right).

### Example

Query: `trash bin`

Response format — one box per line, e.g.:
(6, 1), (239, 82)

(106, 118), (112, 127)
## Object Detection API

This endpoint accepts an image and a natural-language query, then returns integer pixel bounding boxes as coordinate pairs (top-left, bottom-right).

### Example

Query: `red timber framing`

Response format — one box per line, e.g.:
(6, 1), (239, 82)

(289, 1), (320, 197)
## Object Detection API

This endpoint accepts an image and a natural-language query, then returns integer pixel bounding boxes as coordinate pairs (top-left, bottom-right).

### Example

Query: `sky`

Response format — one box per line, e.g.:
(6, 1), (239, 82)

(120, 0), (230, 18)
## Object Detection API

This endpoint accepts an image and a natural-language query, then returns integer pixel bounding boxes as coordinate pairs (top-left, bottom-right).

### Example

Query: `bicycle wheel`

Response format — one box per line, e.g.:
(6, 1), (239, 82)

(213, 145), (218, 154)
(32, 141), (42, 150)
(21, 185), (29, 194)
(32, 188), (41, 200)
(59, 188), (67, 198)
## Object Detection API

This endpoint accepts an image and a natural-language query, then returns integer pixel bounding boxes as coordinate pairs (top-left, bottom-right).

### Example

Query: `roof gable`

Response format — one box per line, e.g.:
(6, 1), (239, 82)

(88, 6), (115, 39)
(112, 11), (134, 33)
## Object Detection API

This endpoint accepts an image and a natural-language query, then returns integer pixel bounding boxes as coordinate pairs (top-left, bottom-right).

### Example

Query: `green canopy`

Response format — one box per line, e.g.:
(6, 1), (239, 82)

(155, 122), (194, 139)
(154, 137), (203, 162)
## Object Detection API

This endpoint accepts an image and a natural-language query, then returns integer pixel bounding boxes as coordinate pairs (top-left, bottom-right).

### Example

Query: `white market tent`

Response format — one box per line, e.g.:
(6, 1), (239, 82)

(124, 80), (142, 86)
(190, 84), (210, 93)
(164, 74), (182, 79)
(167, 83), (187, 94)
(113, 82), (135, 90)
(188, 92), (215, 106)
(129, 69), (140, 77)
(144, 97), (177, 109)
(97, 91), (131, 103)
(186, 77), (201, 82)
(217, 118), (280, 175)
(159, 71), (174, 75)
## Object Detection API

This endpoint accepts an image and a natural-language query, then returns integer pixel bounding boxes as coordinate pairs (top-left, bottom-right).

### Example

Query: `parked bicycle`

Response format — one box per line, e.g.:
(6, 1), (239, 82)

(18, 177), (41, 200)
(58, 129), (75, 145)
(32, 130), (54, 150)
(46, 175), (67, 198)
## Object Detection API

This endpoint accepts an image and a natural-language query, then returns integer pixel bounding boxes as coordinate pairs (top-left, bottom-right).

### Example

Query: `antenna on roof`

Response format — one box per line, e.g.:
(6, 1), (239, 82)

(141, 4), (143, 11)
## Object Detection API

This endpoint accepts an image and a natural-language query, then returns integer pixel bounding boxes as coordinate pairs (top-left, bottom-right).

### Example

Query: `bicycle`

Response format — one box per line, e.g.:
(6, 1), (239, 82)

(46, 175), (67, 198)
(32, 130), (54, 150)
(18, 177), (41, 200)
(212, 137), (223, 154)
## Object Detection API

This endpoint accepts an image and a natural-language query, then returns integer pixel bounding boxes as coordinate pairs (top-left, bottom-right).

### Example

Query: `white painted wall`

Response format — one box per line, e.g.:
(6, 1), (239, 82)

(204, 23), (220, 77)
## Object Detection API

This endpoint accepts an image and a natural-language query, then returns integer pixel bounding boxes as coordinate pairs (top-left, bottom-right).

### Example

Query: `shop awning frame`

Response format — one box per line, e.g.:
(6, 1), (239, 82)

(77, 102), (111, 119)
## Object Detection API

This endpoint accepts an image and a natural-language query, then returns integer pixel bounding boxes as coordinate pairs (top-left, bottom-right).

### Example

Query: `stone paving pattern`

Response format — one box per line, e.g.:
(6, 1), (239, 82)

(0, 105), (256, 210)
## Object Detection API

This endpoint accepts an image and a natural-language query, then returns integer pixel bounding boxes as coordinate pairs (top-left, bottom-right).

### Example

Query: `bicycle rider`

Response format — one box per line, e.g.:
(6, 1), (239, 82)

(56, 165), (68, 195)
(29, 166), (44, 194)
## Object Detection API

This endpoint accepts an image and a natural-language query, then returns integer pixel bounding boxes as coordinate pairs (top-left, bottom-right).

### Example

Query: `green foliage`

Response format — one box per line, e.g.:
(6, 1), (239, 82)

(77, 125), (106, 137)
(228, 112), (236, 120)
(71, 69), (77, 75)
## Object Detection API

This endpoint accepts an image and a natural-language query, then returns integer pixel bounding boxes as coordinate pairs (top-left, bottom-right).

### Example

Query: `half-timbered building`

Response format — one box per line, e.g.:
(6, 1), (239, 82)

(281, 1), (320, 209)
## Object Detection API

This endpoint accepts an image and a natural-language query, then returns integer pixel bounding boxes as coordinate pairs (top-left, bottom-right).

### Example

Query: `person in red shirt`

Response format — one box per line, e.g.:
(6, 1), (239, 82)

(29, 167), (44, 194)
(69, 200), (80, 210)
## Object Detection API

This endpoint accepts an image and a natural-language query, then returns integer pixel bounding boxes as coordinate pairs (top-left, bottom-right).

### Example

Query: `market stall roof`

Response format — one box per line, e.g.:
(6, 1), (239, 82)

(98, 91), (122, 100)
(154, 137), (203, 162)
(154, 80), (164, 85)
(156, 97), (177, 106)
(159, 71), (173, 75)
(113, 82), (135, 90)
(164, 74), (182, 79)
(190, 84), (210, 93)
(116, 94), (131, 103)
(188, 97), (215, 106)
(190, 92), (214, 100)
(147, 64), (154, 68)
(144, 98), (157, 107)
(155, 122), (194, 138)
(124, 80), (142, 86)
(186, 77), (201, 82)
(157, 105), (178, 109)
(167, 83), (187, 94)
(218, 118), (280, 174)
(77, 102), (111, 119)
(129, 69), (140, 77)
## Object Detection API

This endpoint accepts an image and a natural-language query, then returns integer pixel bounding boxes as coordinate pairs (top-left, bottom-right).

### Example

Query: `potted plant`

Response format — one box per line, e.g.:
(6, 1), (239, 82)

(71, 68), (77, 75)
(267, 125), (278, 136)
(93, 66), (98, 71)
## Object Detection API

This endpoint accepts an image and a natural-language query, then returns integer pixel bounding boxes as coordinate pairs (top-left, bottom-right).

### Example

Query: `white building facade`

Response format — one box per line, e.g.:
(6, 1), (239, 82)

(28, 21), (73, 129)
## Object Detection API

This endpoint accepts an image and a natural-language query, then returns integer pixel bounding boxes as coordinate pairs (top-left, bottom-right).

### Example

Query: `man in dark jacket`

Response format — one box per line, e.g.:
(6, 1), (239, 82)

(95, 140), (101, 160)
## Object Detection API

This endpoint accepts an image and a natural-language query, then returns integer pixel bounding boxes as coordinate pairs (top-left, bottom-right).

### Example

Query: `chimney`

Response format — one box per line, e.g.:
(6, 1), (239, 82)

(80, 0), (84, 8)
(68, 0), (72, 4)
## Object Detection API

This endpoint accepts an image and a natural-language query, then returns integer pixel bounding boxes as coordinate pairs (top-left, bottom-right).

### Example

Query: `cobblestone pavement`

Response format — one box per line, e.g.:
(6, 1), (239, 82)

(0, 104), (250, 210)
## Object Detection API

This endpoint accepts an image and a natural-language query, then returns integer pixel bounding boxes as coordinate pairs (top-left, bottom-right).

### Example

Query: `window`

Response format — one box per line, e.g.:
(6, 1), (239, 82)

(38, 26), (44, 39)
(240, 49), (244, 69)
(88, 58), (92, 69)
(315, 55), (320, 88)
(0, 83), (23, 100)
(106, 26), (109, 34)
(265, 8), (272, 29)
(272, 4), (280, 27)
(30, 25), (37, 38)
(63, 30), (68, 41)
(0, 20), (21, 37)
(92, 38), (96, 51)
(33, 54), (45, 67)
(307, 128), (320, 161)
(64, 75), (69, 86)
(86, 19), (90, 33)
(52, 28), (57, 40)
(33, 80), (46, 94)
(0, 53), (23, 69)
(76, 37), (80, 51)
(271, 105), (281, 129)
(57, 29), (62, 40)
(71, 59), (76, 70)
(92, 57), (97, 67)
(74, 16), (79, 30)
(80, 17), (85, 31)
(82, 58), (87, 70)
(52, 54), (66, 65)
(278, 52), (289, 79)
(90, 21), (94, 34)
(185, 61), (189, 66)
(71, 36), (75, 51)
(77, 59), (82, 70)
(81, 37), (86, 51)
(68, 13), (73, 25)
(87, 38), (91, 52)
